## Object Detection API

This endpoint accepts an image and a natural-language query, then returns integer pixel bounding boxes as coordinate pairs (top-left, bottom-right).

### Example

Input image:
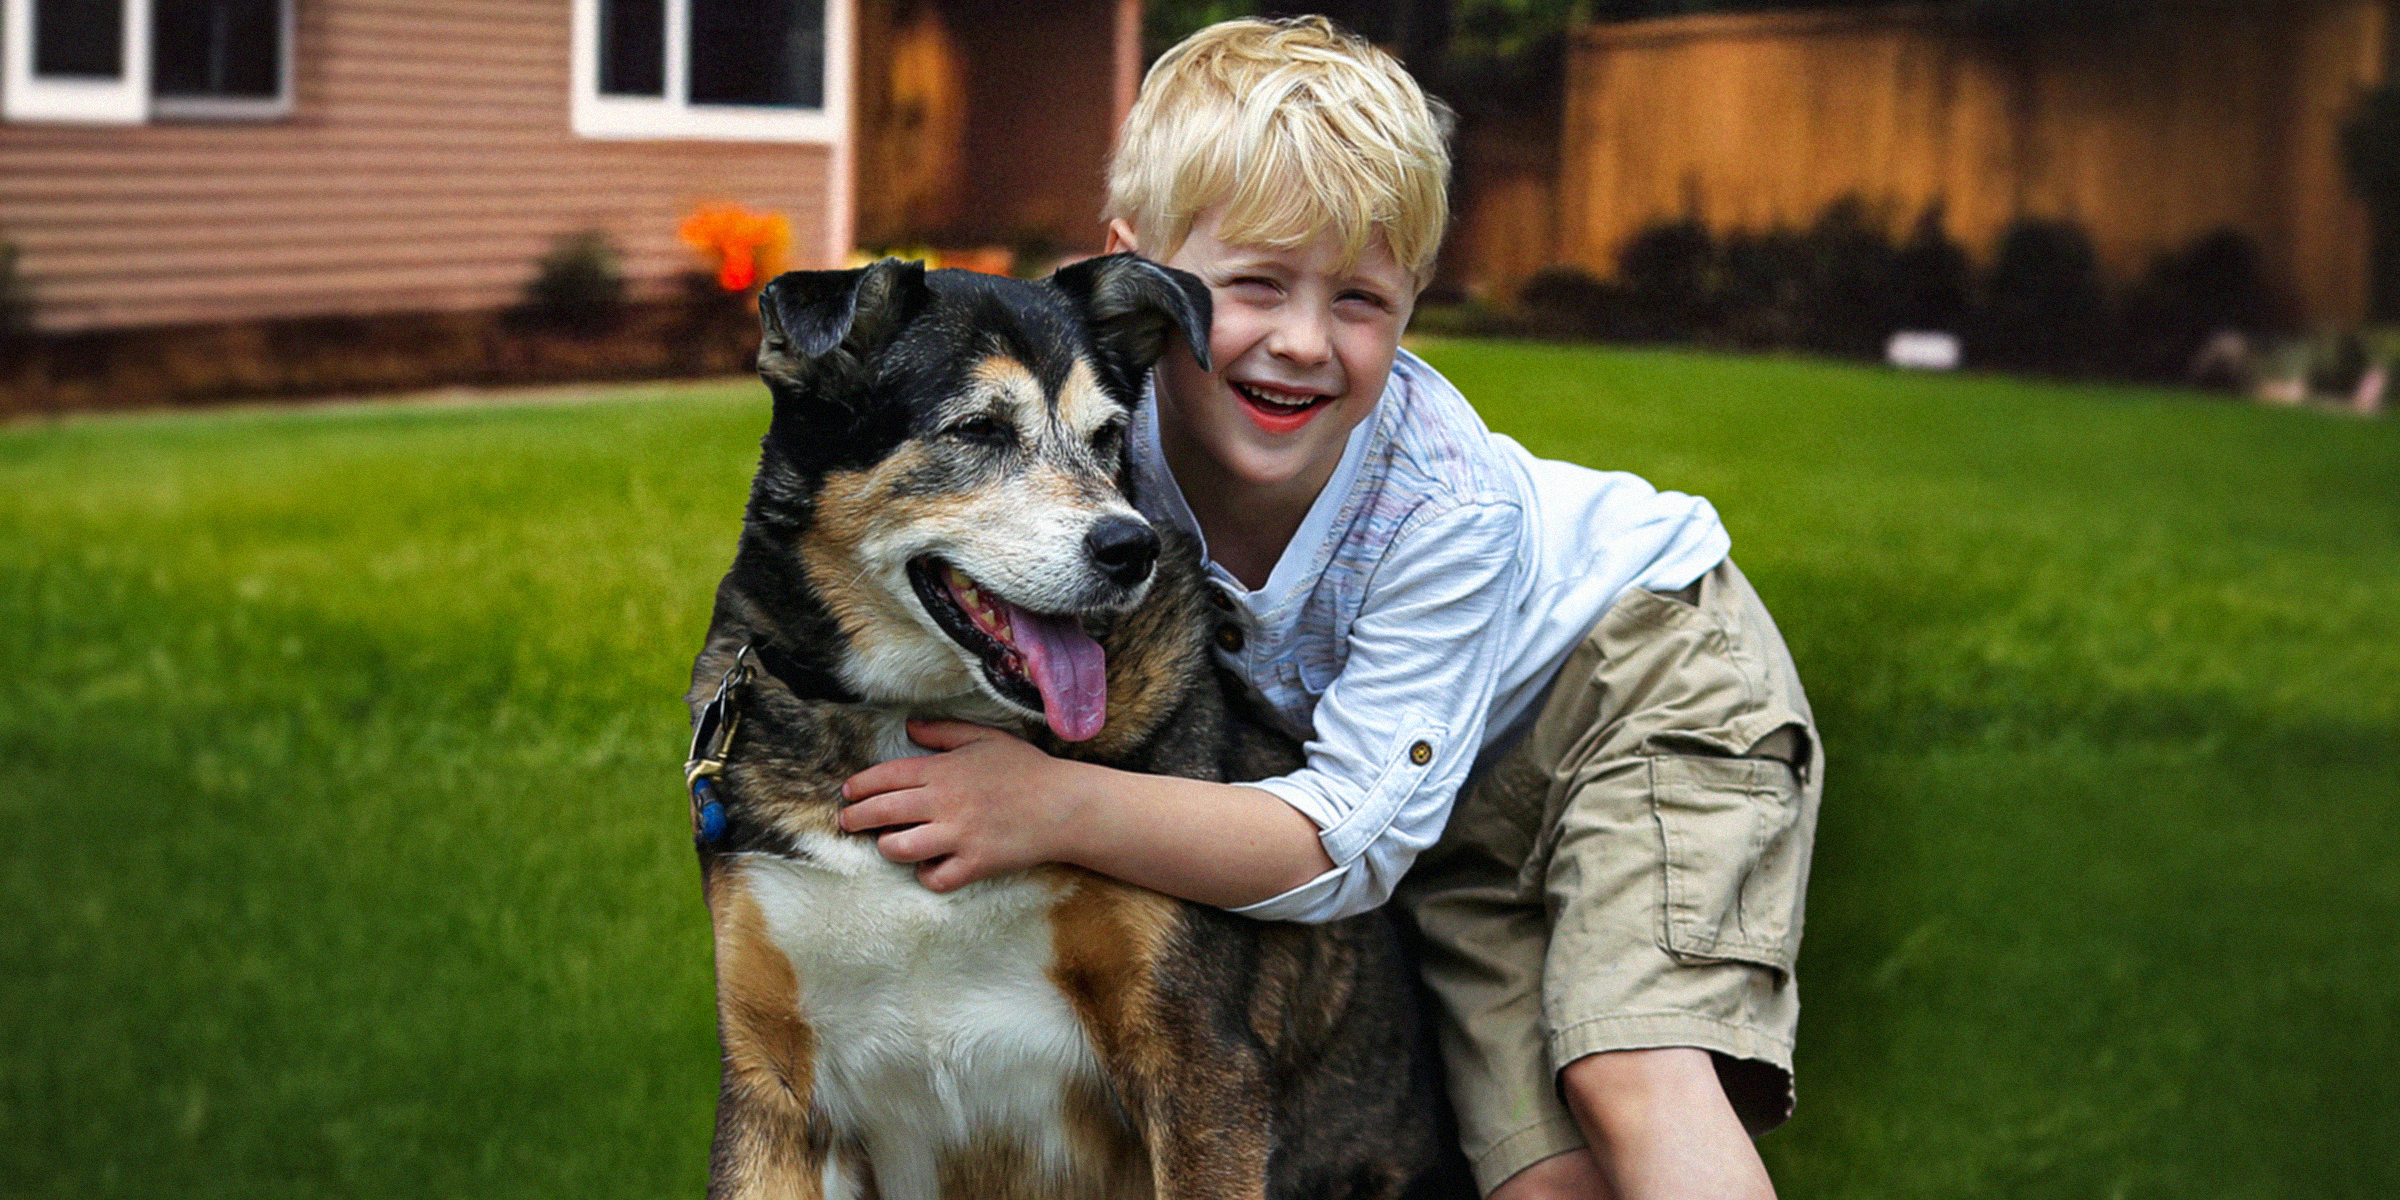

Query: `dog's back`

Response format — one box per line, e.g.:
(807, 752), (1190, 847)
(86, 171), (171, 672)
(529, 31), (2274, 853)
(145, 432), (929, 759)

(686, 256), (1467, 1200)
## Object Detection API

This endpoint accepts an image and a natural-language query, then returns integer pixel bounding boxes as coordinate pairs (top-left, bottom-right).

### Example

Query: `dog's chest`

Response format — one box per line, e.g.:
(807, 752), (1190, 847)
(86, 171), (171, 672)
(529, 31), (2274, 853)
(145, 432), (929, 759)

(735, 837), (1122, 1195)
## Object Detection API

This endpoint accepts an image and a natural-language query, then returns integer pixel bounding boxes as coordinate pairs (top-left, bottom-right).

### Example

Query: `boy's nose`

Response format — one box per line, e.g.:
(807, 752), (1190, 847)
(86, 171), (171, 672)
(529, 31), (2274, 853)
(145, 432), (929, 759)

(1267, 306), (1333, 367)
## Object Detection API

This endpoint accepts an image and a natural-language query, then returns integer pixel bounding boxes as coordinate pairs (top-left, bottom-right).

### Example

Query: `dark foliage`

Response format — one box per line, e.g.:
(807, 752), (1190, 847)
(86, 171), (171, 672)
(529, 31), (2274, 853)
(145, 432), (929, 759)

(1791, 197), (1908, 358)
(0, 238), (30, 340)
(1517, 264), (1630, 339)
(1615, 218), (1719, 340)
(2341, 83), (2400, 320)
(517, 230), (629, 335)
(1526, 201), (2281, 387)
(1969, 217), (2110, 375)
(2117, 230), (2290, 382)
(1891, 205), (1974, 333)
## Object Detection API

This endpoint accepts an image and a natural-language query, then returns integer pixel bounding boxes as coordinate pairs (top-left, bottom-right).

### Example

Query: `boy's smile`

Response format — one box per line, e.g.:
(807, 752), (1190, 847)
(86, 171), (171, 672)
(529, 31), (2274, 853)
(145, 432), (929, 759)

(1111, 208), (1416, 549)
(1228, 379), (1334, 434)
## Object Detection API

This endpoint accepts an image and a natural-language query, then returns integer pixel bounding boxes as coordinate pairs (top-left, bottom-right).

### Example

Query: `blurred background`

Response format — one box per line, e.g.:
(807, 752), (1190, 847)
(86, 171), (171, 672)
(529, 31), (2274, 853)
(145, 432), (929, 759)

(3, 2), (2397, 1198)
(5, 0), (2399, 410)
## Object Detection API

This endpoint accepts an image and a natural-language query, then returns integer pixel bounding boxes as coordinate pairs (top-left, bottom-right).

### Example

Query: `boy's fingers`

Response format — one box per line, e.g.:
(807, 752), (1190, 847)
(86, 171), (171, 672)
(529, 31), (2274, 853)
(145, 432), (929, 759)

(874, 823), (941, 864)
(840, 790), (922, 832)
(842, 756), (926, 802)
(918, 854), (981, 892)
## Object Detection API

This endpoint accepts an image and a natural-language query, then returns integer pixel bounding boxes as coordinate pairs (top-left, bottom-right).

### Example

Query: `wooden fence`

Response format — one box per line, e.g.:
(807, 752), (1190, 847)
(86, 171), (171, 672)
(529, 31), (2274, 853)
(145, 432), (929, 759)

(1486, 2), (2391, 325)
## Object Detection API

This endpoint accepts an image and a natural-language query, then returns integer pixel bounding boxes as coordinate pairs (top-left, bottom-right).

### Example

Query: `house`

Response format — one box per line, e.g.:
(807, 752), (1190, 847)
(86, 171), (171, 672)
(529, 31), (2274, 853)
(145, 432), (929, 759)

(0, 0), (1139, 335)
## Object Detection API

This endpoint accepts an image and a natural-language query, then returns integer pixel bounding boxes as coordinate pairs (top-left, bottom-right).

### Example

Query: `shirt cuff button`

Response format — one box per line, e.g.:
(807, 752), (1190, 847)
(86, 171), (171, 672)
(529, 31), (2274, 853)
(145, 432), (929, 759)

(1409, 740), (1433, 765)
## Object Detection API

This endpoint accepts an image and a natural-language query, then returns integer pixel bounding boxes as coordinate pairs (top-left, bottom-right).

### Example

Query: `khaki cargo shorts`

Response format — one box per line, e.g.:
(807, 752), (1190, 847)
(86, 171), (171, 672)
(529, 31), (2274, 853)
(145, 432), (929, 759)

(1395, 558), (1821, 1193)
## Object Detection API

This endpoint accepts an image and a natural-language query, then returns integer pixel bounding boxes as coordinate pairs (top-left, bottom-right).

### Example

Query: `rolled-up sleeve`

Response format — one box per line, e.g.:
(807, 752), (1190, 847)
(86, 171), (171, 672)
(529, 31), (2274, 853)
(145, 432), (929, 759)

(1231, 499), (1525, 922)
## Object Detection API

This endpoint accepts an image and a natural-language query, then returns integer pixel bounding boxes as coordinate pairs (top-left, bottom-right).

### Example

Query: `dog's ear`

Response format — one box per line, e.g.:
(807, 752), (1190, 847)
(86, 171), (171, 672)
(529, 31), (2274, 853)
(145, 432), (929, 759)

(1048, 253), (1213, 381)
(756, 259), (931, 389)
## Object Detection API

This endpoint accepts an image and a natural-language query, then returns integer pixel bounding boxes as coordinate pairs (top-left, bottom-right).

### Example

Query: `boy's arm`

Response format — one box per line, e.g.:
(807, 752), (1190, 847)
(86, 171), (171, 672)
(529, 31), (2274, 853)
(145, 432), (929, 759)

(845, 498), (1526, 917)
(839, 719), (1335, 906)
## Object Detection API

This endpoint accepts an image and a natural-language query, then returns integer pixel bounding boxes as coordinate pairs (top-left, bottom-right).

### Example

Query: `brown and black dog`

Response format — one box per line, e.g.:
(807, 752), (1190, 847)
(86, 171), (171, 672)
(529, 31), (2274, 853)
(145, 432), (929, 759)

(683, 255), (1467, 1200)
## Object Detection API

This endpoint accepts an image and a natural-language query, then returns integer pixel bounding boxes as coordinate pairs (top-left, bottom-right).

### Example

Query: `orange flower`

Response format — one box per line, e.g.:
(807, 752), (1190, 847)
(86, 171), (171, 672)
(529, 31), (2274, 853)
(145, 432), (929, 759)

(679, 202), (792, 293)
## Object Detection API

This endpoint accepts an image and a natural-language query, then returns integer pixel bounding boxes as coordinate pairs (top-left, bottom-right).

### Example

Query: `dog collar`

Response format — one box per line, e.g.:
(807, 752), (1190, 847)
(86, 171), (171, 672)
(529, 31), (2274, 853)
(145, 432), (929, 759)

(749, 639), (862, 706)
(684, 638), (863, 849)
(684, 646), (754, 847)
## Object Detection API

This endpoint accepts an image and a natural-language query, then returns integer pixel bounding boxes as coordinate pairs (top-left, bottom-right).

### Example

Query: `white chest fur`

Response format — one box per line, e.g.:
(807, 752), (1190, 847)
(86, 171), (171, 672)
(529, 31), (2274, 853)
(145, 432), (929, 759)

(734, 837), (1114, 1199)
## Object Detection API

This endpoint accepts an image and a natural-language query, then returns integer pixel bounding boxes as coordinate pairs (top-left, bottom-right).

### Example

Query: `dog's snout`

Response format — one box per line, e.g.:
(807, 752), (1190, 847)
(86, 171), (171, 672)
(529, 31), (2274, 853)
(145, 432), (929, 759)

(1085, 517), (1160, 588)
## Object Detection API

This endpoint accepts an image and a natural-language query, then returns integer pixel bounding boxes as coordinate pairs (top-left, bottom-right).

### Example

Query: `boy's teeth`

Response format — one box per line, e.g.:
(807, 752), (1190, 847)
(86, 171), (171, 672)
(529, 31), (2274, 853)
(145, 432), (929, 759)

(1240, 383), (1317, 410)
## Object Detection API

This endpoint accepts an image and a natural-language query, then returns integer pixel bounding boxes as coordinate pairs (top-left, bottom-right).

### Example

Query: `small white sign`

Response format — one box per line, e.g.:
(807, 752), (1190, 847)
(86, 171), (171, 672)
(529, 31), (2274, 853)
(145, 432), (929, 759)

(1887, 331), (1962, 371)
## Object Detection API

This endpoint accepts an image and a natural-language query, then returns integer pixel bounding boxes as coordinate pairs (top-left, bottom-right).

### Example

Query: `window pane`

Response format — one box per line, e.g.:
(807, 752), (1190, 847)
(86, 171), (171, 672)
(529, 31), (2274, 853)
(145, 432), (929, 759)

(687, 0), (822, 109)
(153, 0), (283, 99)
(598, 0), (665, 97)
(34, 0), (125, 79)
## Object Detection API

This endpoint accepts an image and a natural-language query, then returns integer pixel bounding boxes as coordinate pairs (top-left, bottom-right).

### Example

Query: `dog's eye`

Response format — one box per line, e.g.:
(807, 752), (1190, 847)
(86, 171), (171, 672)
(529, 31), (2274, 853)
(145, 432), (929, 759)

(1088, 422), (1126, 460)
(948, 415), (1016, 448)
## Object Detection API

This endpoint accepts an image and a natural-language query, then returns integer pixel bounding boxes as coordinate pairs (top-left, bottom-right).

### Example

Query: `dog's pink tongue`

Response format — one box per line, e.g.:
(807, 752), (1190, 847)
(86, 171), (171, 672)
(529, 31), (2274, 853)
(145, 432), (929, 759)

(1007, 604), (1109, 742)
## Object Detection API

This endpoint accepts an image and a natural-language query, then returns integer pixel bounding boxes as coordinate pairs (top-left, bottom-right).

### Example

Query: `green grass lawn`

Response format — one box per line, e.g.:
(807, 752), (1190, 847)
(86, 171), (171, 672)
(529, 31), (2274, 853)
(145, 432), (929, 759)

(4, 347), (2396, 1198)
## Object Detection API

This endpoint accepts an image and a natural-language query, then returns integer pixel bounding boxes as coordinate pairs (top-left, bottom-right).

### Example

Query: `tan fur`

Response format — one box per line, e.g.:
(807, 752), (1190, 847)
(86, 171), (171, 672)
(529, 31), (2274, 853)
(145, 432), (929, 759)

(709, 872), (830, 1199)
(802, 460), (950, 653)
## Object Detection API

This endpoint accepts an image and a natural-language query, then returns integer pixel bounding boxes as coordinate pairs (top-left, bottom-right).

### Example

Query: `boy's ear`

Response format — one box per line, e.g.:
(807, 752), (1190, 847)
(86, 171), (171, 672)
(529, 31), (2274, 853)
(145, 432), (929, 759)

(755, 259), (930, 390)
(1048, 252), (1213, 382)
(1103, 219), (1140, 255)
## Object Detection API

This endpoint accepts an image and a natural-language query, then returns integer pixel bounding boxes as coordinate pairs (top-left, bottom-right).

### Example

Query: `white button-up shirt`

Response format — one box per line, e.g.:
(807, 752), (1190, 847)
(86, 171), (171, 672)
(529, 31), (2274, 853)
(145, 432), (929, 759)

(1131, 349), (1730, 922)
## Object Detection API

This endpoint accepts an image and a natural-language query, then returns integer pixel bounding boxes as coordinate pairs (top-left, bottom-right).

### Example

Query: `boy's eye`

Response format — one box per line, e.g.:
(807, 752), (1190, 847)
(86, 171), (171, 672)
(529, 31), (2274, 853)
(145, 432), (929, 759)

(948, 415), (1016, 448)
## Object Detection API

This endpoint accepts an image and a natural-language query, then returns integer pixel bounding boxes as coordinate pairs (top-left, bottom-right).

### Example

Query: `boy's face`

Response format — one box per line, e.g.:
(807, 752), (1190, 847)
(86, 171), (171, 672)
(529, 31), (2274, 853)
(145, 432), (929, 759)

(1116, 208), (1415, 503)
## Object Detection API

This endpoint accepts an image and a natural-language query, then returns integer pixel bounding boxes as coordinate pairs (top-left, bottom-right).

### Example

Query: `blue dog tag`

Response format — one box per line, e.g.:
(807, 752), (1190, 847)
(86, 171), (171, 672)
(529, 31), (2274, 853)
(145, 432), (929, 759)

(692, 776), (729, 844)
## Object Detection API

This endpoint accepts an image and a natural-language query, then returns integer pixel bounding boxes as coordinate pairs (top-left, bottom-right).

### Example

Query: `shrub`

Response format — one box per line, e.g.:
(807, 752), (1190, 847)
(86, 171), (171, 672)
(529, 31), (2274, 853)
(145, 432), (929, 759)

(0, 237), (31, 338)
(1517, 265), (1628, 339)
(1613, 218), (1718, 341)
(1890, 205), (1974, 334)
(1792, 197), (1907, 358)
(519, 230), (627, 335)
(2118, 229), (2289, 381)
(1972, 217), (2111, 374)
(2340, 82), (2400, 319)
(1714, 225), (1808, 349)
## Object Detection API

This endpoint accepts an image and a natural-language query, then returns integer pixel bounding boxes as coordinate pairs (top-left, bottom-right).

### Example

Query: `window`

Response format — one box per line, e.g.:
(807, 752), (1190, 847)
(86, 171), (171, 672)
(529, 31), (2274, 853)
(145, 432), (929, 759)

(2, 0), (292, 123)
(572, 0), (848, 142)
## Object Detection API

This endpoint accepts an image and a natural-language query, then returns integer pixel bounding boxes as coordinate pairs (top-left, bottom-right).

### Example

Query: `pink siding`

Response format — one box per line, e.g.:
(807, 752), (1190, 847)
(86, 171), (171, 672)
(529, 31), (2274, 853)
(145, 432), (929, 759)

(0, 0), (837, 331)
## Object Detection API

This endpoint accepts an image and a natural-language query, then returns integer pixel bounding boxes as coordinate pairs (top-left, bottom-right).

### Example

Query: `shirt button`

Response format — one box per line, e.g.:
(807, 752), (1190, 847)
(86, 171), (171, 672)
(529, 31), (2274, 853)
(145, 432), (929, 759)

(1207, 588), (1236, 612)
(1215, 623), (1245, 653)
(1409, 740), (1433, 765)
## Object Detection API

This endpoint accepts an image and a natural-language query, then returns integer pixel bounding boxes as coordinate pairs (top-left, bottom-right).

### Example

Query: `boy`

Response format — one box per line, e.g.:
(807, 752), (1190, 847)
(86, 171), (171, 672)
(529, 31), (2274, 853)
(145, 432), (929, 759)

(839, 17), (1821, 1200)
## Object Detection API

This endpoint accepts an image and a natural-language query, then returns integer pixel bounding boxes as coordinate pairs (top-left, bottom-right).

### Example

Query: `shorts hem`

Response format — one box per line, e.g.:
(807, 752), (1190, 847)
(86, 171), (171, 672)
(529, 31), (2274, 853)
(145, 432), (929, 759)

(1551, 1012), (1798, 1135)
(1471, 1116), (1589, 1197)
(1551, 1010), (1793, 1069)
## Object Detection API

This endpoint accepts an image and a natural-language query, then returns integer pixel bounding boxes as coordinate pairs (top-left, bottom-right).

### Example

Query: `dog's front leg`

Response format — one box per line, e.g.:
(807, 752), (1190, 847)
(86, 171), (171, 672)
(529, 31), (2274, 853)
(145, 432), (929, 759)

(705, 868), (834, 1199)
(707, 1060), (832, 1200)
(1133, 1059), (1275, 1200)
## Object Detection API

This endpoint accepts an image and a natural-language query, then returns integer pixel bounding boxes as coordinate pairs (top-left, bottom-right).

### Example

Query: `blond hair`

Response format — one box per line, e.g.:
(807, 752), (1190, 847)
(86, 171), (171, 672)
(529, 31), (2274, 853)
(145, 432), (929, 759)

(1105, 16), (1453, 283)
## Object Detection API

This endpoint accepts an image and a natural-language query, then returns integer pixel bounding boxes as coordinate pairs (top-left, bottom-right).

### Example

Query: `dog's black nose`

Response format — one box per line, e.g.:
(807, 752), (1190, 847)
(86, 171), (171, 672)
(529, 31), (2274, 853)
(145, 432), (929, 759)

(1085, 517), (1160, 588)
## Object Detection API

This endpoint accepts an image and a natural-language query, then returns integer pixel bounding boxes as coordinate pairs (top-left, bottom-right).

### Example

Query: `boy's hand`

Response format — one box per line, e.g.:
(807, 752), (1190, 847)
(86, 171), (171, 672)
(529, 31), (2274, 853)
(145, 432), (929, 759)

(838, 719), (1084, 892)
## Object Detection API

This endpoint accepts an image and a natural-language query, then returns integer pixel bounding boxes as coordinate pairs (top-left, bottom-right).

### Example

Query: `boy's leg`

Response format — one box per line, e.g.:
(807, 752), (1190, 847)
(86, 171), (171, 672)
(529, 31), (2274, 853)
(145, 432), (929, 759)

(1560, 1047), (1772, 1199)
(1398, 762), (1590, 1193)
(1401, 558), (1819, 1197)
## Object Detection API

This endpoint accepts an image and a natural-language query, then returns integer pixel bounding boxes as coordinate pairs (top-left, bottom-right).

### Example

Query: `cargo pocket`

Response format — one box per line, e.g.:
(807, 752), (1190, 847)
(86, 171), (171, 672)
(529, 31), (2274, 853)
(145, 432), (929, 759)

(1649, 750), (1809, 977)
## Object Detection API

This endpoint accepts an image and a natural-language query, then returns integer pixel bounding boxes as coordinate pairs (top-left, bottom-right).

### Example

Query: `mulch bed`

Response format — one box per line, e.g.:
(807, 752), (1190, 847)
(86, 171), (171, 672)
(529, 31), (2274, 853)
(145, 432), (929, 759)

(1, 293), (762, 418)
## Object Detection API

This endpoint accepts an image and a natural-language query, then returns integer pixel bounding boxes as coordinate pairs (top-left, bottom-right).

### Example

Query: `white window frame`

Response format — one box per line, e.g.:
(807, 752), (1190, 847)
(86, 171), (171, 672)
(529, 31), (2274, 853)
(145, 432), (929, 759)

(3, 0), (152, 123)
(2, 0), (293, 124)
(570, 0), (850, 144)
